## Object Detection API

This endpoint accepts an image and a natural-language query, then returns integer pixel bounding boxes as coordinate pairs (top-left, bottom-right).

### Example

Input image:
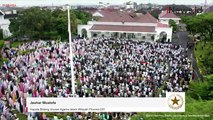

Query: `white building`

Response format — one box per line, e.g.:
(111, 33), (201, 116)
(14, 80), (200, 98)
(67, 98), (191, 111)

(78, 10), (173, 42)
(125, 1), (134, 9)
(62, 5), (77, 11)
(0, 10), (17, 38)
(159, 11), (181, 25)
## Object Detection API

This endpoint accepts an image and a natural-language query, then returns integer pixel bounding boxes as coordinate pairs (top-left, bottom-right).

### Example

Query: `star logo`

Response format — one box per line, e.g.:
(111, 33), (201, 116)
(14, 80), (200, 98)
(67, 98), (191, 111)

(168, 94), (183, 110)
(171, 96), (180, 105)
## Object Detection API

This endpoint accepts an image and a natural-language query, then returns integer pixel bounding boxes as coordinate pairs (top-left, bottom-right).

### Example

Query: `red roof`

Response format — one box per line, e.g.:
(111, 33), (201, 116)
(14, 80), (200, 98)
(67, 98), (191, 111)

(143, 12), (158, 23)
(95, 10), (157, 23)
(159, 11), (179, 18)
(90, 25), (156, 33)
(161, 13), (179, 18)
(157, 22), (169, 27)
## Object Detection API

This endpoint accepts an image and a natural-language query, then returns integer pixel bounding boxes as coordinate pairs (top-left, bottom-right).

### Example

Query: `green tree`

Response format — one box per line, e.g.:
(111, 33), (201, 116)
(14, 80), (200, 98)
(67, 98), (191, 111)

(150, 12), (158, 19)
(202, 46), (213, 74)
(73, 10), (92, 24)
(169, 19), (177, 32)
(182, 13), (213, 40)
(187, 81), (210, 100)
(92, 16), (101, 21)
(9, 18), (19, 37)
(9, 8), (53, 39)
(9, 8), (91, 40)
(187, 75), (213, 100)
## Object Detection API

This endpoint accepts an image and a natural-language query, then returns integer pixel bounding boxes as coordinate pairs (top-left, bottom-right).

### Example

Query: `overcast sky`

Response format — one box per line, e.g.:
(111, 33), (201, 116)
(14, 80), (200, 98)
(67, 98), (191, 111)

(0, 0), (213, 7)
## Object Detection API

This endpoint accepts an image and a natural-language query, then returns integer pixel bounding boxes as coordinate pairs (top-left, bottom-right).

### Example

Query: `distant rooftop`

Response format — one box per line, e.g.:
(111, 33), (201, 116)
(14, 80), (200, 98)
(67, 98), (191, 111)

(157, 22), (169, 27)
(0, 10), (18, 19)
(90, 25), (156, 32)
(93, 9), (157, 23)
(205, 6), (213, 13)
(162, 5), (192, 11)
(159, 11), (179, 18)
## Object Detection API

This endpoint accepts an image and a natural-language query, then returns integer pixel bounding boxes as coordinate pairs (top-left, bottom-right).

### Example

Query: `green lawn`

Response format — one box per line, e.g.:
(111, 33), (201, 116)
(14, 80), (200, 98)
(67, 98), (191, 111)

(0, 40), (25, 66)
(11, 41), (25, 48)
(131, 96), (213, 120)
(0, 40), (4, 48)
(194, 41), (212, 74)
(45, 112), (74, 119)
(11, 40), (37, 48)
(12, 110), (27, 120)
(11, 41), (45, 56)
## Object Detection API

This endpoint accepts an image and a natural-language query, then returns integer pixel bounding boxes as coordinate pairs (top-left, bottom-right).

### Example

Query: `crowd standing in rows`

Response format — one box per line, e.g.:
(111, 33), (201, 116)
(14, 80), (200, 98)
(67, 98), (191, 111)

(0, 38), (192, 119)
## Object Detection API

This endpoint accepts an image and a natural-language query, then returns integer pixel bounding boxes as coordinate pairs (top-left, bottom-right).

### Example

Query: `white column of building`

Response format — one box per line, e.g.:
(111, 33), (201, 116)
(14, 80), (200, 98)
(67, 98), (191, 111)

(67, 6), (75, 96)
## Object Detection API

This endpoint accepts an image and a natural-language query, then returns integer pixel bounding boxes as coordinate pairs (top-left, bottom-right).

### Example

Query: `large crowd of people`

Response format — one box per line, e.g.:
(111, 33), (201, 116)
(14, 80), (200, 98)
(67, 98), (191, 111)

(0, 38), (192, 119)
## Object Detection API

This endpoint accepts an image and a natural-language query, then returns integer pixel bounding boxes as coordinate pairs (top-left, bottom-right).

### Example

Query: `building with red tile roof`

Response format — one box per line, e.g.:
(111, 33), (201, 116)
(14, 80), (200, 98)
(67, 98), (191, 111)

(159, 11), (181, 25)
(93, 10), (158, 23)
(78, 9), (173, 42)
(157, 22), (169, 28)
(90, 25), (156, 33)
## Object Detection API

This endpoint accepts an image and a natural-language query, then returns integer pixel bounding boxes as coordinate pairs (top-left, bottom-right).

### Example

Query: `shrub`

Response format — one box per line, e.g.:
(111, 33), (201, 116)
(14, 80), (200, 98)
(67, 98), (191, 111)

(0, 40), (4, 48)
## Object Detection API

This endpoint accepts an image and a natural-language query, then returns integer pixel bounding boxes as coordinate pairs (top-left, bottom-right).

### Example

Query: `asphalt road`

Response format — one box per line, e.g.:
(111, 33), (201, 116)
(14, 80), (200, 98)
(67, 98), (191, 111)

(171, 31), (202, 81)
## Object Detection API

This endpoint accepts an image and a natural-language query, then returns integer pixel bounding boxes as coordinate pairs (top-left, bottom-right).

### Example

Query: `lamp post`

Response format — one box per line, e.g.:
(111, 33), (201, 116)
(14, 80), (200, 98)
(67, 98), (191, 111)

(67, 6), (75, 96)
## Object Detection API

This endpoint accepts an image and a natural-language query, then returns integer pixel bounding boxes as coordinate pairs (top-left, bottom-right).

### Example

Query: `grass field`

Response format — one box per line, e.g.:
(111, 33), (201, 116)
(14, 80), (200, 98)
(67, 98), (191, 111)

(12, 110), (27, 120)
(0, 40), (4, 48)
(131, 96), (213, 120)
(11, 41), (25, 48)
(194, 41), (212, 74)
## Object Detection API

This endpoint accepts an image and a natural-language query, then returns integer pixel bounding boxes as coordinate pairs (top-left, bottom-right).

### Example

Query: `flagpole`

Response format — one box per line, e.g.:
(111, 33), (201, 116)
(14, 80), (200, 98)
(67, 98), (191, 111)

(67, 6), (75, 96)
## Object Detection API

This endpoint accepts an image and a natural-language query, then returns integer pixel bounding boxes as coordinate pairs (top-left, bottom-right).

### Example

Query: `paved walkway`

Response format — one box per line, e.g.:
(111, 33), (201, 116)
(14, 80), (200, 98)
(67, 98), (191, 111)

(171, 31), (202, 81)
